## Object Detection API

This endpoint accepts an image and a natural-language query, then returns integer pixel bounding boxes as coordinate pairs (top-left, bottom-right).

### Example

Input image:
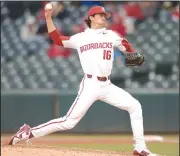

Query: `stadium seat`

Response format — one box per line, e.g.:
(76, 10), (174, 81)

(1, 3), (179, 89)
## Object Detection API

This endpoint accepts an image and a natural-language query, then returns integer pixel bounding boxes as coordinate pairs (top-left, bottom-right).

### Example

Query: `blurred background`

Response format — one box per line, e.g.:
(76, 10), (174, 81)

(1, 1), (179, 134)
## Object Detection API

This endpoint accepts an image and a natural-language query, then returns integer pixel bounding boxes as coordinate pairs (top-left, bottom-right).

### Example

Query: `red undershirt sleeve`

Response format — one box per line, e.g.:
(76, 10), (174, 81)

(113, 30), (135, 53)
(121, 39), (135, 52)
(49, 29), (70, 47)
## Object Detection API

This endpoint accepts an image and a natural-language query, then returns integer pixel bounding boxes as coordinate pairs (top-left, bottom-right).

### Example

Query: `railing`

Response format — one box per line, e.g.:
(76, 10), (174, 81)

(2, 88), (179, 95)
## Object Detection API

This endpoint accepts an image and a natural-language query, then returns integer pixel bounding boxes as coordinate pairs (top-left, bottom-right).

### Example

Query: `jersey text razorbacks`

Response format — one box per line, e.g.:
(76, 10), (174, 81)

(80, 42), (113, 53)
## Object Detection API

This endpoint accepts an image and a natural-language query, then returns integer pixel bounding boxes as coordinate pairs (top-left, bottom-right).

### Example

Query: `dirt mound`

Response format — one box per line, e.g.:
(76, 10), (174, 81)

(1, 145), (132, 156)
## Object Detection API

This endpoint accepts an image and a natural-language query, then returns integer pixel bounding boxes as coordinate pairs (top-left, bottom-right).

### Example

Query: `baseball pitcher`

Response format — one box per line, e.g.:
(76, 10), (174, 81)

(9, 4), (157, 156)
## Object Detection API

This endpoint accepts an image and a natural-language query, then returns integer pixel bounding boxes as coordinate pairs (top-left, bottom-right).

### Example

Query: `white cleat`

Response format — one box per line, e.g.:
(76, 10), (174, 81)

(8, 124), (32, 146)
(133, 148), (158, 156)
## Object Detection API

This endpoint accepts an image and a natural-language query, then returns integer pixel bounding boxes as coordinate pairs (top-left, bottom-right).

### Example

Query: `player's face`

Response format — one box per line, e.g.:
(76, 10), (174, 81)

(90, 13), (107, 27)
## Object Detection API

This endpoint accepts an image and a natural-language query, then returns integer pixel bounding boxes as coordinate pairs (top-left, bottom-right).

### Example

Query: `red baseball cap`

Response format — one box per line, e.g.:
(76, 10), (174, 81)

(87, 6), (111, 19)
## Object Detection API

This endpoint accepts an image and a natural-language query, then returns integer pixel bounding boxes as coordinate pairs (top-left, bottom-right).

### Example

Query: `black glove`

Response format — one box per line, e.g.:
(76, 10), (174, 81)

(123, 52), (145, 67)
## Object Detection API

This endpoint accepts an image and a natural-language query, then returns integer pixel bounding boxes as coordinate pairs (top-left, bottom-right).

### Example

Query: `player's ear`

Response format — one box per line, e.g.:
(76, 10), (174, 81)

(89, 15), (94, 21)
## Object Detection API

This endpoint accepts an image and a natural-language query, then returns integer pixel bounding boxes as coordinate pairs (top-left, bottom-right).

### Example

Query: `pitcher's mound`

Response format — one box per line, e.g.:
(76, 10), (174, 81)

(1, 145), (132, 156)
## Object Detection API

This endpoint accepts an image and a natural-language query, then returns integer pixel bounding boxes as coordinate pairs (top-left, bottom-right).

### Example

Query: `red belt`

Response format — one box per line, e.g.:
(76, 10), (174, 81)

(86, 74), (110, 82)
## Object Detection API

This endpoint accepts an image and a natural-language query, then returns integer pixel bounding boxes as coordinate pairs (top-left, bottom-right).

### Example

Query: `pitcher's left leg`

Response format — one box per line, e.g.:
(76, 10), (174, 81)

(100, 83), (155, 155)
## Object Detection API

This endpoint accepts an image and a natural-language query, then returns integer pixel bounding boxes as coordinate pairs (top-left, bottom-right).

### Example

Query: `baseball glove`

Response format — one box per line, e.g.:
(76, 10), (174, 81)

(123, 52), (145, 67)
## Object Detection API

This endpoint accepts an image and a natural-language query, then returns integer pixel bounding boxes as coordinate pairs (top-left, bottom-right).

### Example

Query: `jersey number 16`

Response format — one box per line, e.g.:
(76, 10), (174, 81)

(103, 50), (111, 60)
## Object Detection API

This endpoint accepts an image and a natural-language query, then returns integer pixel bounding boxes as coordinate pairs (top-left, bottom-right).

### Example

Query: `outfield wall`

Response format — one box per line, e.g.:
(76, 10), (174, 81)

(1, 89), (179, 133)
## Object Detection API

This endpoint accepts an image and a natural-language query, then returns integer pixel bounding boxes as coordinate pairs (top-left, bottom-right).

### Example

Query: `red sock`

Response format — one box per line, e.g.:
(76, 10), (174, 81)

(29, 132), (34, 139)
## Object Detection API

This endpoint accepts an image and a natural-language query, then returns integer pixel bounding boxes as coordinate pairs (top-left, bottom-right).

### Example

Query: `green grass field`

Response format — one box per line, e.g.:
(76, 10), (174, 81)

(2, 133), (179, 156)
(46, 134), (179, 156)
(56, 143), (178, 156)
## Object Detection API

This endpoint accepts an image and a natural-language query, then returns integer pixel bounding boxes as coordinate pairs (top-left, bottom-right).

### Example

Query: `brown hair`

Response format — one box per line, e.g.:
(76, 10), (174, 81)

(84, 15), (95, 28)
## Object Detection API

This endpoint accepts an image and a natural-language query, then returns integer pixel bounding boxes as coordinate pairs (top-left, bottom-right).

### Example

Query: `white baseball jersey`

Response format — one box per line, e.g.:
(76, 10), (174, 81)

(61, 28), (127, 77)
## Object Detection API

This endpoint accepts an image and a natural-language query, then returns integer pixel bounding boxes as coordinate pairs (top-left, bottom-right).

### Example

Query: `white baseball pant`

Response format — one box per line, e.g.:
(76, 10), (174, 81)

(31, 75), (146, 149)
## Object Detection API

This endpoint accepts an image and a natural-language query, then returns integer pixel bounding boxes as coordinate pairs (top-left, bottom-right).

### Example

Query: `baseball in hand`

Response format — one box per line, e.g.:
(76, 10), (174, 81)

(45, 3), (53, 11)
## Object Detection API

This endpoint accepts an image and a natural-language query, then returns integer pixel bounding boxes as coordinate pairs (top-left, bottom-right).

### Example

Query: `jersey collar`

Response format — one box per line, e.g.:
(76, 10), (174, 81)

(85, 28), (106, 34)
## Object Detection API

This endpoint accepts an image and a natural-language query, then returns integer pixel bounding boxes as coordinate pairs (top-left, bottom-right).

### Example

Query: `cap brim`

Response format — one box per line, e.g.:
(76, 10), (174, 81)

(85, 11), (111, 20)
(96, 11), (111, 18)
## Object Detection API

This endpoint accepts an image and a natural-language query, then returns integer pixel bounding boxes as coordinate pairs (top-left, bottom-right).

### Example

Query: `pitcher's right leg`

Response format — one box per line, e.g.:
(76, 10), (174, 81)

(9, 78), (97, 145)
(100, 83), (157, 155)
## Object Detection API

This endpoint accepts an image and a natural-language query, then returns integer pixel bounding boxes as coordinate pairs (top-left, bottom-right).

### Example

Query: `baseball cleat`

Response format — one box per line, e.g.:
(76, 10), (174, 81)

(133, 148), (158, 156)
(9, 124), (32, 146)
